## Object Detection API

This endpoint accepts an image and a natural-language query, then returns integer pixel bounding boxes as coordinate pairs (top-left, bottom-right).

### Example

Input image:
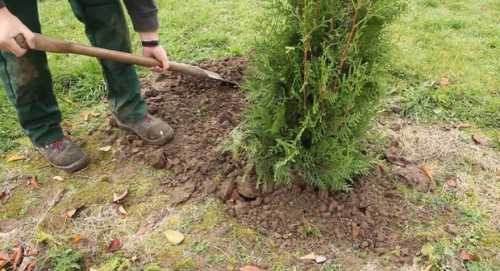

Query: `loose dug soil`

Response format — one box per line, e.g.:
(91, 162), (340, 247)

(106, 58), (429, 266)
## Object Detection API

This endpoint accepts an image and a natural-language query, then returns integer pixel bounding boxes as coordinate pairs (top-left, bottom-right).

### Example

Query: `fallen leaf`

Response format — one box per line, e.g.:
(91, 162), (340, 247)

(315, 255), (327, 264)
(73, 234), (86, 244)
(6, 153), (26, 162)
(0, 191), (10, 203)
(472, 134), (488, 145)
(113, 189), (128, 203)
(422, 264), (433, 271)
(116, 205), (128, 217)
(63, 206), (84, 219)
(420, 164), (433, 182)
(239, 265), (265, 271)
(352, 223), (361, 239)
(91, 112), (101, 117)
(454, 123), (472, 129)
(24, 261), (36, 271)
(0, 253), (9, 261)
(11, 245), (24, 267)
(459, 250), (477, 261)
(446, 179), (457, 188)
(439, 77), (450, 87)
(53, 176), (64, 181)
(299, 253), (317, 261)
(99, 145), (112, 152)
(27, 176), (41, 189)
(377, 164), (385, 175)
(106, 239), (123, 253)
(24, 247), (39, 257)
(164, 230), (185, 245)
(0, 259), (8, 269)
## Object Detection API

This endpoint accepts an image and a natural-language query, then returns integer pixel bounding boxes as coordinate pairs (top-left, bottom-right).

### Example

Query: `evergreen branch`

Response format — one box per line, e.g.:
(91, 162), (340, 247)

(333, 0), (362, 92)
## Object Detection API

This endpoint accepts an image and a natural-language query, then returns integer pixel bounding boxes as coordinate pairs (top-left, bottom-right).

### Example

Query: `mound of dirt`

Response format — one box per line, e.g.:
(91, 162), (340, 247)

(106, 58), (424, 265)
(109, 58), (247, 186)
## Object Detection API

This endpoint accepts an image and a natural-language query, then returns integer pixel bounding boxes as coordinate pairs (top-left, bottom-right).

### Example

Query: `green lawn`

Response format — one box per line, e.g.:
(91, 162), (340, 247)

(0, 0), (498, 148)
(388, 0), (500, 128)
(0, 1), (498, 270)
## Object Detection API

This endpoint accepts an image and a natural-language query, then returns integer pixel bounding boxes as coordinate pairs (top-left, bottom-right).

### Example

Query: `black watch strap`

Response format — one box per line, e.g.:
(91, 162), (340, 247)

(141, 40), (160, 47)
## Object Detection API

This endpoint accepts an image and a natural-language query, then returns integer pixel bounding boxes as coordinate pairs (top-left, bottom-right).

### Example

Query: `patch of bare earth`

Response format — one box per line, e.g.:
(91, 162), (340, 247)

(109, 58), (448, 269)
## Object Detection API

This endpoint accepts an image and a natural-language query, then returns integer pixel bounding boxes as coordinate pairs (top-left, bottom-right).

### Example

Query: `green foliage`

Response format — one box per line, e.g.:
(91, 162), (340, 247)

(239, 0), (403, 189)
(45, 248), (83, 271)
(96, 254), (131, 271)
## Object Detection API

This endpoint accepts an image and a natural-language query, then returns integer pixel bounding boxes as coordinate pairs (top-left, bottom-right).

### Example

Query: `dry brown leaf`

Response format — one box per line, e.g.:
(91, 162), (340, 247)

(439, 77), (450, 87)
(0, 253), (9, 261)
(377, 164), (385, 175)
(352, 223), (361, 239)
(239, 265), (266, 271)
(27, 176), (41, 189)
(24, 247), (39, 257)
(454, 123), (472, 129)
(25, 261), (36, 271)
(6, 153), (26, 162)
(116, 205), (128, 217)
(11, 245), (24, 267)
(0, 191), (10, 203)
(459, 250), (477, 261)
(299, 253), (317, 261)
(422, 264), (433, 271)
(420, 164), (433, 182)
(446, 179), (457, 188)
(0, 253), (9, 269)
(73, 234), (85, 244)
(99, 145), (112, 152)
(113, 189), (128, 203)
(53, 176), (64, 181)
(63, 206), (84, 219)
(472, 134), (488, 146)
(106, 238), (123, 253)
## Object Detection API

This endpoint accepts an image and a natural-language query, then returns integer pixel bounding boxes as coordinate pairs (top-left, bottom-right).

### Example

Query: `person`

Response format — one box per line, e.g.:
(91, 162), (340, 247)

(0, 0), (174, 173)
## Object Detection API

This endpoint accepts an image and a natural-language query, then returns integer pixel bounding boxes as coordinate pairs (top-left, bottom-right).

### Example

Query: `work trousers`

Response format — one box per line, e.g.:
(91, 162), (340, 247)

(0, 0), (147, 146)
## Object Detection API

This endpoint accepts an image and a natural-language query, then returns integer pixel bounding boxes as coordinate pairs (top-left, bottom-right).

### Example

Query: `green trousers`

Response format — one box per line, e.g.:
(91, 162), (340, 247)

(0, 0), (147, 146)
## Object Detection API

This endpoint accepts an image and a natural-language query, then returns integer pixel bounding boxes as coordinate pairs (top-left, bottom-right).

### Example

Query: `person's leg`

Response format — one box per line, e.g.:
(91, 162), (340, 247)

(0, 0), (64, 146)
(69, 0), (147, 123)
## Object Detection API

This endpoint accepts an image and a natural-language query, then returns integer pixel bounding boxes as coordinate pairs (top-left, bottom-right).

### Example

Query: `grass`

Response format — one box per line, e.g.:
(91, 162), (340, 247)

(0, 0), (499, 270)
(387, 0), (500, 128)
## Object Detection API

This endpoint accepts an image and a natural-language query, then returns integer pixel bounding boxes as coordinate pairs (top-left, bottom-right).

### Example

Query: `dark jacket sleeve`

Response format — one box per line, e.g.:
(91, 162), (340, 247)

(123, 0), (159, 32)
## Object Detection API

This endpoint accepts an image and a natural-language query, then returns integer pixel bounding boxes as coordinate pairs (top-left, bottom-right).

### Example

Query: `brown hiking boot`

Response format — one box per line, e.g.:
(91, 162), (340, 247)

(36, 138), (89, 173)
(114, 114), (174, 145)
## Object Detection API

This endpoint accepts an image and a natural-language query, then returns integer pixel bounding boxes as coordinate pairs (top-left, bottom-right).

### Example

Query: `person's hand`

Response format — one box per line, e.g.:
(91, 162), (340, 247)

(143, 45), (169, 73)
(0, 7), (35, 57)
(139, 31), (169, 73)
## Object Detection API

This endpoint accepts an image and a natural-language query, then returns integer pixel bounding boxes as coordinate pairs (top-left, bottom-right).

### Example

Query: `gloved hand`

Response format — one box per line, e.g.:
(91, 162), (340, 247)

(0, 6), (35, 57)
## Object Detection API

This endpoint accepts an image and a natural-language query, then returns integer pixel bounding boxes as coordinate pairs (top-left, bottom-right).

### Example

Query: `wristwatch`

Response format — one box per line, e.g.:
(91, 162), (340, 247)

(141, 40), (160, 47)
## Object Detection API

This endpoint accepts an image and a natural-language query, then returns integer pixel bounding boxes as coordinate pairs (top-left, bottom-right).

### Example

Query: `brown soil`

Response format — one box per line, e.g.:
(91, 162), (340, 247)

(106, 58), (427, 267)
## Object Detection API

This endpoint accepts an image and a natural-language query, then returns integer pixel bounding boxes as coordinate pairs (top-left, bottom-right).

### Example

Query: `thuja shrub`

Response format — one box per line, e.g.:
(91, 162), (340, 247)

(238, 0), (403, 190)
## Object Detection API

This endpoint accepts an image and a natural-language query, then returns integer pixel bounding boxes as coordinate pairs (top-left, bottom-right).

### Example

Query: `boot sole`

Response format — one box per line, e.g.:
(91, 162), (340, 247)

(46, 154), (90, 173)
(114, 116), (174, 146)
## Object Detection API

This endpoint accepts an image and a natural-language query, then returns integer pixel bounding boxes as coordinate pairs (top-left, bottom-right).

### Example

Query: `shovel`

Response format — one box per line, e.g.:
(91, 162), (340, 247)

(15, 33), (238, 86)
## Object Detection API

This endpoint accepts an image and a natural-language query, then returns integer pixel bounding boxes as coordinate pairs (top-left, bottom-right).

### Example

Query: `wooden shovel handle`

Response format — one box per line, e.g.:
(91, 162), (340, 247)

(14, 33), (214, 78)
